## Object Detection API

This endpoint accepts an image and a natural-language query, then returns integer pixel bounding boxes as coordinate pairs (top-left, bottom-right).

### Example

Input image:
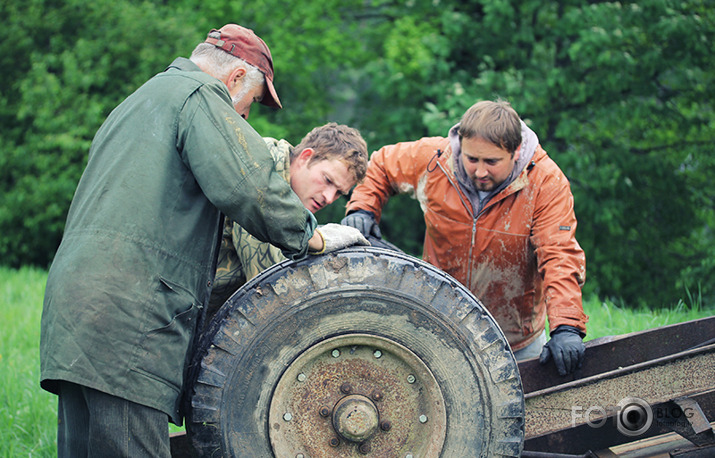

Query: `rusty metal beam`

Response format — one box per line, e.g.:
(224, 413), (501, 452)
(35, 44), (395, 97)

(525, 343), (715, 437)
(519, 317), (715, 454)
(524, 391), (715, 454)
(518, 316), (715, 394)
(670, 443), (715, 457)
(519, 312), (715, 455)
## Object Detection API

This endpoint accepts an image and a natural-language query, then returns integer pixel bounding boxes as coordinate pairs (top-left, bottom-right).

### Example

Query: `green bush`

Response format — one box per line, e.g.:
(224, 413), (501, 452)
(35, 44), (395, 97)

(2, 0), (714, 308)
(0, 0), (200, 267)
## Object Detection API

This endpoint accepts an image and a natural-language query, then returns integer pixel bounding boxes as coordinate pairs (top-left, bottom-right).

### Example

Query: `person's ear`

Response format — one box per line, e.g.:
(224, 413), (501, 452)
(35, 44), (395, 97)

(297, 148), (314, 162)
(226, 67), (247, 91)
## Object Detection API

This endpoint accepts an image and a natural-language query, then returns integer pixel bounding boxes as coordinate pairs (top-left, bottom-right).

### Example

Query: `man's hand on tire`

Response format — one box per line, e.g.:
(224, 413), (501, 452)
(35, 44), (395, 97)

(340, 210), (382, 238)
(311, 223), (370, 254)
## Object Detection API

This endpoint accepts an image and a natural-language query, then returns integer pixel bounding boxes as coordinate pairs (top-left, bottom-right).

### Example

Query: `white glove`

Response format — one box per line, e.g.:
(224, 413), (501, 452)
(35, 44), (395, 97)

(311, 223), (370, 254)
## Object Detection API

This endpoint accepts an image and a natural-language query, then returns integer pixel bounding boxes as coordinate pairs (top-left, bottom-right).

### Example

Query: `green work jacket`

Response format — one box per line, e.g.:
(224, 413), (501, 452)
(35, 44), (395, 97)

(40, 57), (316, 424)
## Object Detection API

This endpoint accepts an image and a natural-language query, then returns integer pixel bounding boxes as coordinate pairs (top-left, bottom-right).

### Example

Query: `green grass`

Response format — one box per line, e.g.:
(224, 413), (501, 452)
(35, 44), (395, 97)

(1, 267), (56, 457)
(1, 266), (711, 456)
(581, 293), (711, 341)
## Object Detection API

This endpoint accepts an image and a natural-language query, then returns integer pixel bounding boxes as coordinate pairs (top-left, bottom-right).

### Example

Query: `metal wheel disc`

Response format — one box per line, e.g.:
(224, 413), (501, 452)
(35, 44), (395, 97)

(268, 334), (446, 457)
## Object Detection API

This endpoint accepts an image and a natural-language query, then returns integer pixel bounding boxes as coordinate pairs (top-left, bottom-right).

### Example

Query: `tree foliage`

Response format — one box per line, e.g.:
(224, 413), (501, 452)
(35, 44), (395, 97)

(0, 0), (200, 266)
(2, 0), (713, 308)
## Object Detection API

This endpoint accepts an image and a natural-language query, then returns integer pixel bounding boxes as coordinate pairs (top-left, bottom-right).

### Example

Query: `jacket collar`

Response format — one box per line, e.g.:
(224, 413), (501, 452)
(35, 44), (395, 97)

(165, 56), (202, 72)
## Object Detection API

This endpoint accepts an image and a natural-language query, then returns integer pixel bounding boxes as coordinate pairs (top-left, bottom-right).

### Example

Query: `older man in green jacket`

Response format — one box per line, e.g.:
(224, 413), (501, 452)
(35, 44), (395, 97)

(40, 24), (367, 457)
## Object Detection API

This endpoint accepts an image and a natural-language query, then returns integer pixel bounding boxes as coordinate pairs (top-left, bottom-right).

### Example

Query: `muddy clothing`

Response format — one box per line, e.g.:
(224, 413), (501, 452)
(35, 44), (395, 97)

(40, 57), (316, 424)
(208, 138), (293, 318)
(346, 123), (587, 351)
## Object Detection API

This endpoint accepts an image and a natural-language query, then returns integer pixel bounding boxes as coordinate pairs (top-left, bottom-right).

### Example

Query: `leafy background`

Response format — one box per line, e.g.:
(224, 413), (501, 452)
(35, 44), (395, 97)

(2, 0), (713, 309)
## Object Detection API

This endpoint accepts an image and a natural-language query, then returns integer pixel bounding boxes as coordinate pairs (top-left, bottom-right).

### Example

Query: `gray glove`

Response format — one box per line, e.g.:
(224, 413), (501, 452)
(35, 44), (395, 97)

(340, 210), (382, 238)
(539, 325), (585, 376)
(312, 223), (370, 254)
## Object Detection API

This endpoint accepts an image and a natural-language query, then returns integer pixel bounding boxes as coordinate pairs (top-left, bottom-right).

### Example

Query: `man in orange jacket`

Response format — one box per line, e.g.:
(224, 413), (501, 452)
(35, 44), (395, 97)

(342, 99), (588, 375)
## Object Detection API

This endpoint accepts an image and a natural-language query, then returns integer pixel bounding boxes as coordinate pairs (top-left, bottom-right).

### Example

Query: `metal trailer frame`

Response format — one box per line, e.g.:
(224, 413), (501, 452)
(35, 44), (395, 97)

(519, 316), (715, 457)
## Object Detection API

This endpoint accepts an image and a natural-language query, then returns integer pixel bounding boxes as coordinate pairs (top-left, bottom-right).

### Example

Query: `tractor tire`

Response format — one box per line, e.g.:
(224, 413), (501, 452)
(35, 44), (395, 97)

(185, 247), (524, 457)
(365, 235), (402, 253)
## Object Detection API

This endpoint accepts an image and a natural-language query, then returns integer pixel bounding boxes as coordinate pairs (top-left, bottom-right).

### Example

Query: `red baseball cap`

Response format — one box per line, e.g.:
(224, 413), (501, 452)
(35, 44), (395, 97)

(205, 24), (282, 109)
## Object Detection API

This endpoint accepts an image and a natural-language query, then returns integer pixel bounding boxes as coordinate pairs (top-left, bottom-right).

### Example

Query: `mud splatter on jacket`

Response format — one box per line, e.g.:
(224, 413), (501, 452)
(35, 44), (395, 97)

(346, 127), (587, 351)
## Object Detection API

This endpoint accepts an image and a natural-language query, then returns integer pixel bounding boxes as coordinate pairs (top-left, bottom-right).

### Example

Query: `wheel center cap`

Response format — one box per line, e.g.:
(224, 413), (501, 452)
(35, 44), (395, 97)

(332, 394), (379, 442)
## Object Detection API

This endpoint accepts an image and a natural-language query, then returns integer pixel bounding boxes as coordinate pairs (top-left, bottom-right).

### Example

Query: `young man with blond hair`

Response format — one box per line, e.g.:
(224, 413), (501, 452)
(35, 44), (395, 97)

(208, 122), (369, 317)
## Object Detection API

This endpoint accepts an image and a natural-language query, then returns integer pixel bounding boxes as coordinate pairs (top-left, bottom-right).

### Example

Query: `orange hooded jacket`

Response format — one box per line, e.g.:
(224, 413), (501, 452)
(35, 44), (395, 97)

(346, 134), (587, 351)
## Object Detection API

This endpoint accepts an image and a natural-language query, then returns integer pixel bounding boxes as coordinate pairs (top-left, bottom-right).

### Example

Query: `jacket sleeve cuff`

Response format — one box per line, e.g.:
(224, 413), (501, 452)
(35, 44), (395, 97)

(551, 324), (586, 338)
(549, 317), (587, 337)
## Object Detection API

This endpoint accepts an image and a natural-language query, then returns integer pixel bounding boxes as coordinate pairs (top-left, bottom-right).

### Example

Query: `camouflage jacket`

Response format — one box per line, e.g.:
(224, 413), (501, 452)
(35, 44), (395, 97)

(207, 138), (294, 319)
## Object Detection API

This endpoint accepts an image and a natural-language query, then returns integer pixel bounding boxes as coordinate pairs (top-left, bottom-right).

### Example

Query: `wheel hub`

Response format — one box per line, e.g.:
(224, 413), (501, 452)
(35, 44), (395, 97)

(332, 394), (379, 442)
(268, 333), (447, 457)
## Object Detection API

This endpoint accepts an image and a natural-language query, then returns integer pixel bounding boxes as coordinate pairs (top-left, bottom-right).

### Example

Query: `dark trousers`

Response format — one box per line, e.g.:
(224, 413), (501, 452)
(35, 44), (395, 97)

(57, 381), (171, 458)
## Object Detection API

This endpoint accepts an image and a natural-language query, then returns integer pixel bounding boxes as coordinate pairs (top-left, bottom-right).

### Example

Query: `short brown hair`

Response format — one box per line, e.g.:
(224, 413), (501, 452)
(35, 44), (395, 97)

(458, 100), (522, 155)
(291, 123), (368, 183)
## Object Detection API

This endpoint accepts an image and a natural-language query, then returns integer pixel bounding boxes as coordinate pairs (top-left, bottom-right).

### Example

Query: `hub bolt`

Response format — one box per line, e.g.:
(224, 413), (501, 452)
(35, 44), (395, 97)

(340, 382), (352, 394)
(319, 406), (331, 417)
(380, 420), (392, 431)
(359, 442), (371, 454)
(329, 437), (340, 447)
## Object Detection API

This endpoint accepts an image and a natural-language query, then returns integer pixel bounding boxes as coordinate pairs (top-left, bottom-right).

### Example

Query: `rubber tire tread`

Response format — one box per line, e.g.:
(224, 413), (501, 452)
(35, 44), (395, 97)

(185, 247), (524, 457)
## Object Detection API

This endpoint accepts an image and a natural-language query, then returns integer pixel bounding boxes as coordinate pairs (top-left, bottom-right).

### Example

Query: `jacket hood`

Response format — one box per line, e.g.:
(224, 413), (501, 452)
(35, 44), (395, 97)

(450, 120), (539, 213)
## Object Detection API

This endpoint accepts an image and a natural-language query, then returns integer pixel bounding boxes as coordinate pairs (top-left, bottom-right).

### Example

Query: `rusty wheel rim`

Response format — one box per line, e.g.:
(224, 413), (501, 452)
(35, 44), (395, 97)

(268, 333), (447, 457)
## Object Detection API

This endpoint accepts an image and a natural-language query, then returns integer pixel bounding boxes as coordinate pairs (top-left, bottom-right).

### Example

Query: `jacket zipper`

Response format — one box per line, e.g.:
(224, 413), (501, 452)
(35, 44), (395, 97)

(435, 159), (477, 288)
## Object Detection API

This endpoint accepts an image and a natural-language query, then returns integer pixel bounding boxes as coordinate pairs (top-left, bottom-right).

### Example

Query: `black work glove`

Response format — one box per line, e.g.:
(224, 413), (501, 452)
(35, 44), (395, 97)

(539, 325), (585, 376)
(340, 210), (382, 239)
